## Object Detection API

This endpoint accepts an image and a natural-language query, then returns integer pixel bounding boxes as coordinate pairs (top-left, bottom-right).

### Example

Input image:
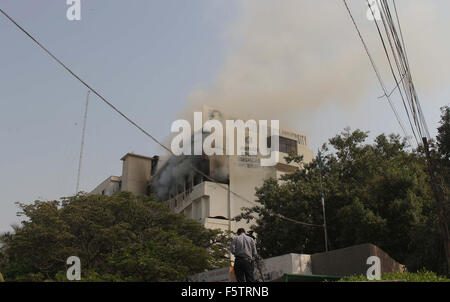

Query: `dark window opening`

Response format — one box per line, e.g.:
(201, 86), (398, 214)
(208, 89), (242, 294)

(268, 136), (298, 154)
(146, 184), (153, 196)
(151, 156), (159, 176)
(194, 174), (204, 186)
(185, 175), (193, 193)
(209, 216), (228, 220)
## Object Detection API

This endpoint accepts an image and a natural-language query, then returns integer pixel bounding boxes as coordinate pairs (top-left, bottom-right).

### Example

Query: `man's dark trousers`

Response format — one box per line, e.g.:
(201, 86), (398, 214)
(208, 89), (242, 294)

(234, 257), (254, 282)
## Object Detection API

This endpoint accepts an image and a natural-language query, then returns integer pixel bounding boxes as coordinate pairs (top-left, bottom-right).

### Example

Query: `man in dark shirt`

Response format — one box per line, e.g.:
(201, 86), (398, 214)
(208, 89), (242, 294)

(230, 228), (257, 282)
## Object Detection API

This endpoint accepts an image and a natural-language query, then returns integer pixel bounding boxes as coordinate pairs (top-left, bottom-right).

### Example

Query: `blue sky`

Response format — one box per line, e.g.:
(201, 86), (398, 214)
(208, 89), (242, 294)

(0, 0), (449, 232)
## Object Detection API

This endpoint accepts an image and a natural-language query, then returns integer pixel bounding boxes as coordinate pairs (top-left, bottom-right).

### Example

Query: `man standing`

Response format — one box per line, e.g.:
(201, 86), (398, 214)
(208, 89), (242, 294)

(230, 228), (257, 282)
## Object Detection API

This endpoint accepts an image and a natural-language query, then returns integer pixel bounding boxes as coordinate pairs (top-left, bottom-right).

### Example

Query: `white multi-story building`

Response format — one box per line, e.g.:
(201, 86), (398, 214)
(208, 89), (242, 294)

(90, 107), (314, 233)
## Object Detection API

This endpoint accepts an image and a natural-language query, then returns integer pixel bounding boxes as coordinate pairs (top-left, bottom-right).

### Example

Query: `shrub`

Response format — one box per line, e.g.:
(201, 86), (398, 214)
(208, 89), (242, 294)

(338, 269), (450, 282)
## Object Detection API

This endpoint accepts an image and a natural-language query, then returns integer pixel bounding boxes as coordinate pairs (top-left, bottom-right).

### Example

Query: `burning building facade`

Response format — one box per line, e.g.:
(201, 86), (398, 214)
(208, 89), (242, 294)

(90, 107), (314, 233)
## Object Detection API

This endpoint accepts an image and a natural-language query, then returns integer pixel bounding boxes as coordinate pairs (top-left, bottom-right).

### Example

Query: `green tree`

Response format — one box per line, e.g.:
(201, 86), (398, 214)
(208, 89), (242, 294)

(435, 105), (450, 274)
(437, 106), (450, 160)
(236, 128), (447, 274)
(0, 192), (230, 281)
(436, 106), (450, 218)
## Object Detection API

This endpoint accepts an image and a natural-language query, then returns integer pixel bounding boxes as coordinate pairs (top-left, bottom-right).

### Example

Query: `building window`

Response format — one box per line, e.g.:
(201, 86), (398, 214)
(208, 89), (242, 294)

(151, 156), (159, 176)
(280, 137), (298, 154)
(268, 136), (298, 154)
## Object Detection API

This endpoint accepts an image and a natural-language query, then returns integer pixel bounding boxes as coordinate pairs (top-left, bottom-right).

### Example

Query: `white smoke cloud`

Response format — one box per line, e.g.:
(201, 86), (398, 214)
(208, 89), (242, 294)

(180, 0), (450, 133)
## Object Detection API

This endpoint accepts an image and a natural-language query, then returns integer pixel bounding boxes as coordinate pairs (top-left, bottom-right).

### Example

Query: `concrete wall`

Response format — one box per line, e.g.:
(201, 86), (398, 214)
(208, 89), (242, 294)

(162, 112), (315, 234)
(188, 244), (405, 282)
(200, 106), (314, 233)
(204, 217), (230, 232)
(107, 106), (316, 234)
(311, 243), (405, 276)
(262, 253), (312, 281)
(121, 153), (152, 195)
(202, 105), (314, 167)
(168, 181), (239, 232)
(188, 267), (232, 282)
(188, 253), (312, 282)
(229, 155), (275, 232)
(90, 176), (121, 196)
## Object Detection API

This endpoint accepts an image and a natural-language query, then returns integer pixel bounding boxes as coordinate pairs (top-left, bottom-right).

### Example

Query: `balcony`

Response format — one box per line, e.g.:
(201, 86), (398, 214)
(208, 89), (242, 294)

(166, 181), (229, 214)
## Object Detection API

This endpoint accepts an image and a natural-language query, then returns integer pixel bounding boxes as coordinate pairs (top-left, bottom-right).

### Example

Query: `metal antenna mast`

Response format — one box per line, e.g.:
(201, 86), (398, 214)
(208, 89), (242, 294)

(318, 150), (328, 252)
(76, 90), (90, 194)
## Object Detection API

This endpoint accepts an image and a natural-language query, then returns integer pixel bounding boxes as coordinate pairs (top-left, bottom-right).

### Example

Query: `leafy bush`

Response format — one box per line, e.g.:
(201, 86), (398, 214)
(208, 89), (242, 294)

(0, 192), (230, 282)
(339, 269), (450, 282)
(237, 129), (448, 274)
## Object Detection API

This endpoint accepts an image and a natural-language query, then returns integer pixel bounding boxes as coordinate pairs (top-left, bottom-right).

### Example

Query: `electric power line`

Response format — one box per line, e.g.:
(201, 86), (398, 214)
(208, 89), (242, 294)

(0, 8), (323, 229)
(369, 0), (420, 144)
(341, 0), (413, 147)
(374, 0), (449, 274)
(370, 0), (431, 143)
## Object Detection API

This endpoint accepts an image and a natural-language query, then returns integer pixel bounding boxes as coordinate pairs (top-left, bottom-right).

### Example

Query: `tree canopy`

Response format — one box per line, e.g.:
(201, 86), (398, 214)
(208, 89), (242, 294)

(237, 123), (449, 274)
(1, 107), (448, 280)
(437, 106), (450, 160)
(0, 192), (230, 281)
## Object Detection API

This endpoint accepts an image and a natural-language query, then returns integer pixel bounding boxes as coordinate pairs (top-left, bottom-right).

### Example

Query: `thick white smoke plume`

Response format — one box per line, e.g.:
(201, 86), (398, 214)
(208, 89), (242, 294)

(179, 0), (450, 133)
(155, 1), (450, 193)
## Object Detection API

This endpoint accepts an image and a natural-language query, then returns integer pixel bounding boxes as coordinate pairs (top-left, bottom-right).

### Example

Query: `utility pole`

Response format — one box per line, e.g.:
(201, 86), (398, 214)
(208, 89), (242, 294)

(318, 150), (328, 252)
(76, 90), (90, 195)
(321, 192), (328, 252)
(228, 181), (231, 233)
(227, 157), (232, 261)
(422, 137), (450, 275)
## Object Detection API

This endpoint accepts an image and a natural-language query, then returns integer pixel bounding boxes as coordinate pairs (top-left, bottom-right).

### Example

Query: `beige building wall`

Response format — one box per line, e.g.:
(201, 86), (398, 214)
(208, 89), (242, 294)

(167, 181), (229, 228)
(120, 153), (153, 195)
(90, 176), (121, 196)
(90, 107), (314, 235)
(163, 107), (315, 234)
